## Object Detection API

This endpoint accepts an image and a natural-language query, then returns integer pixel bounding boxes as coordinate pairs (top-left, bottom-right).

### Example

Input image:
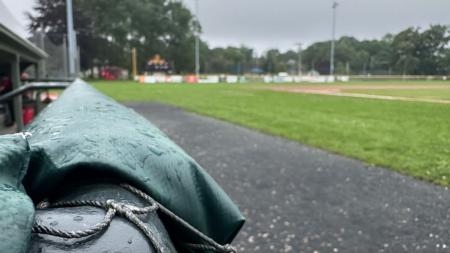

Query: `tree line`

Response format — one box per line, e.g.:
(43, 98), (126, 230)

(29, 0), (199, 75)
(29, 0), (450, 76)
(205, 25), (450, 76)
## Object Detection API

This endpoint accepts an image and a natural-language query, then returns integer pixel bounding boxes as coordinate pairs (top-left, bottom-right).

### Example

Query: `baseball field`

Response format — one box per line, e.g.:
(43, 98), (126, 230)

(93, 80), (450, 186)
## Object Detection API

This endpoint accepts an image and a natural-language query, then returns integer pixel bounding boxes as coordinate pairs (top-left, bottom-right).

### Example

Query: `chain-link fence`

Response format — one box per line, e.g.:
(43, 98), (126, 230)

(29, 31), (80, 79)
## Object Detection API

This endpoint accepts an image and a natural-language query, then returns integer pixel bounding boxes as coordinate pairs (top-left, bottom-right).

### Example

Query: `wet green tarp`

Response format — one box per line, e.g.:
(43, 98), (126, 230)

(0, 134), (34, 253)
(23, 80), (244, 246)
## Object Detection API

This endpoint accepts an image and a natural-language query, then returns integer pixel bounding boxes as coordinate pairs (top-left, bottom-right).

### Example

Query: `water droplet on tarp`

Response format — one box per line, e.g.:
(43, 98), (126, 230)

(148, 145), (163, 156)
(73, 216), (84, 222)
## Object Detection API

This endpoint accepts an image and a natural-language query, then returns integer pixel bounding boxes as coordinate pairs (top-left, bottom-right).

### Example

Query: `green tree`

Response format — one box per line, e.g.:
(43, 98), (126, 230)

(28, 0), (198, 74)
(390, 27), (421, 75)
(417, 25), (450, 75)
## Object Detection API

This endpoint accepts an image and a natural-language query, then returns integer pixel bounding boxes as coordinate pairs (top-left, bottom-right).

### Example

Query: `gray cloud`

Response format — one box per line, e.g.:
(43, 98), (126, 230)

(3, 0), (450, 53)
(183, 0), (450, 52)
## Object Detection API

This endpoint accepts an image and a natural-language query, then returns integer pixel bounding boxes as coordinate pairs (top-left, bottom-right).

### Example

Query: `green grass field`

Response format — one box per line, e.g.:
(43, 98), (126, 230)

(93, 81), (450, 186)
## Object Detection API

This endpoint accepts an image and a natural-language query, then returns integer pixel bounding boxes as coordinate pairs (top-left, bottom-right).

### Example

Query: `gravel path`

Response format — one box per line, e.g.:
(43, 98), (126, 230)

(127, 102), (450, 253)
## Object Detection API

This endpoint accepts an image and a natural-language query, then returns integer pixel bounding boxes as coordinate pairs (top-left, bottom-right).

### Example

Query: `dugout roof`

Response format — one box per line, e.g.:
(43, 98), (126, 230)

(0, 23), (47, 67)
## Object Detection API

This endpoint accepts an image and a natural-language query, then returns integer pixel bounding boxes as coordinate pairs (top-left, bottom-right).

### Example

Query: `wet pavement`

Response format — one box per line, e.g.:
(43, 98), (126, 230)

(128, 102), (450, 253)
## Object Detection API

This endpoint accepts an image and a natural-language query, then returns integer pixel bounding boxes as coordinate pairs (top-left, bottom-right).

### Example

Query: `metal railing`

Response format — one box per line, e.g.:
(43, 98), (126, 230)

(0, 80), (73, 131)
(0, 82), (71, 103)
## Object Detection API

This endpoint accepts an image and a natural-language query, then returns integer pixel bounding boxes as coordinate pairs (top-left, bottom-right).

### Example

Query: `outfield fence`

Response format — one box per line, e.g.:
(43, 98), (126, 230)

(136, 74), (450, 84)
(349, 75), (449, 81)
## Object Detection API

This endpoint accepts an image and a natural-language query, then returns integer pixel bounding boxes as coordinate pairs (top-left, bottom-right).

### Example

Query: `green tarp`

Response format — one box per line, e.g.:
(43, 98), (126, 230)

(0, 134), (34, 253)
(23, 80), (244, 247)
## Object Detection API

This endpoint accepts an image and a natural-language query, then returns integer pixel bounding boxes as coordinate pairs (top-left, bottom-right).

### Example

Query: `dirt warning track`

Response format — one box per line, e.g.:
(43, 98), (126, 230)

(268, 84), (450, 104)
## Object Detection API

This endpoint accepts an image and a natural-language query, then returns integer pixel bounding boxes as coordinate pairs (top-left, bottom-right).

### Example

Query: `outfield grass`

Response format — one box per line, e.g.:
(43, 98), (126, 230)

(93, 81), (450, 186)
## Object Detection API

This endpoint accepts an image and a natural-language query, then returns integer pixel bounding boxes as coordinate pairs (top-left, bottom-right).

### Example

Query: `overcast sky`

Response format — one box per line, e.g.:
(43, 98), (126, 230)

(3, 0), (450, 53)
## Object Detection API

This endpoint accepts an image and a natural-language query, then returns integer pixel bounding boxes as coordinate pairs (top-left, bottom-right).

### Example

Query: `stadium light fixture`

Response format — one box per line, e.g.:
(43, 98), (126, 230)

(330, 1), (338, 76)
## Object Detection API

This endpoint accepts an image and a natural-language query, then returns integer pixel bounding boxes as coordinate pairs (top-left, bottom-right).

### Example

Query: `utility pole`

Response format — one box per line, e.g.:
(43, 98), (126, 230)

(131, 48), (138, 77)
(38, 24), (47, 78)
(295, 43), (303, 77)
(194, 0), (200, 78)
(66, 0), (77, 77)
(330, 1), (338, 76)
(11, 54), (24, 131)
(62, 37), (68, 78)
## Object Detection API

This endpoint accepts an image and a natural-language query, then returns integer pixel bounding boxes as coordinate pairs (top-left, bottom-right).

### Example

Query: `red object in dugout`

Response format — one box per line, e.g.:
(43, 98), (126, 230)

(23, 106), (35, 125)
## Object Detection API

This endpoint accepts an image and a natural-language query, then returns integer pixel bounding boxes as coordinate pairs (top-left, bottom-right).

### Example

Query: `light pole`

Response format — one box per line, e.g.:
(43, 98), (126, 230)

(66, 0), (77, 77)
(194, 0), (200, 78)
(295, 43), (303, 77)
(330, 1), (338, 76)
